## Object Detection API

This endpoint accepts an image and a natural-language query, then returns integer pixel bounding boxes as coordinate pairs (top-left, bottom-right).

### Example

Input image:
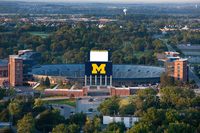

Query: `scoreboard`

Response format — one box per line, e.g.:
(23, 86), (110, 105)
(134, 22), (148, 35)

(85, 50), (113, 86)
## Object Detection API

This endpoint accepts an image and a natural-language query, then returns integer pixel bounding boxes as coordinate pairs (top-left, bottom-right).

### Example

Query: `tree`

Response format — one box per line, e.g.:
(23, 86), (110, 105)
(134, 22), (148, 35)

(0, 109), (9, 122)
(17, 113), (35, 133)
(83, 118), (94, 133)
(160, 87), (194, 109)
(160, 73), (174, 88)
(129, 108), (165, 133)
(0, 128), (13, 133)
(67, 124), (80, 133)
(34, 98), (43, 108)
(40, 78), (45, 86)
(0, 89), (6, 100)
(152, 39), (166, 52)
(132, 89), (159, 116)
(35, 109), (65, 132)
(98, 96), (120, 115)
(93, 116), (101, 132)
(119, 104), (135, 116)
(165, 123), (195, 133)
(127, 122), (150, 133)
(69, 112), (86, 127)
(191, 96), (200, 108)
(8, 100), (22, 116)
(52, 124), (67, 133)
(105, 122), (125, 133)
(165, 109), (179, 123)
(142, 108), (165, 128)
(45, 77), (50, 87)
(83, 117), (101, 133)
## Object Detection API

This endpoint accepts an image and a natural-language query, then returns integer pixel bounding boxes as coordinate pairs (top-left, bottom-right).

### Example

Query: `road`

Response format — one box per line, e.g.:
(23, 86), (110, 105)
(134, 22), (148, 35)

(76, 97), (104, 118)
(51, 104), (75, 119)
(189, 68), (200, 88)
(42, 96), (108, 119)
(41, 95), (111, 101)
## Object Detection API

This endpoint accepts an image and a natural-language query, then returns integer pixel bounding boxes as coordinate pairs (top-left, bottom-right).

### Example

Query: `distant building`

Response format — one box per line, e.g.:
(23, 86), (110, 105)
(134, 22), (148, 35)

(0, 49), (41, 87)
(177, 44), (200, 63)
(110, 87), (130, 96)
(0, 60), (8, 86)
(173, 59), (188, 81)
(103, 116), (139, 128)
(8, 55), (23, 86)
(44, 87), (88, 97)
(44, 86), (150, 97)
(18, 49), (41, 81)
(161, 51), (188, 82)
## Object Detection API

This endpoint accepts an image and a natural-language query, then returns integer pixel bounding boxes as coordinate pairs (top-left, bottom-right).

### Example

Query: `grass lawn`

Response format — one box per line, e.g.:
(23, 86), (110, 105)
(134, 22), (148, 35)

(0, 32), (13, 34)
(28, 32), (51, 38)
(35, 85), (47, 91)
(44, 99), (76, 107)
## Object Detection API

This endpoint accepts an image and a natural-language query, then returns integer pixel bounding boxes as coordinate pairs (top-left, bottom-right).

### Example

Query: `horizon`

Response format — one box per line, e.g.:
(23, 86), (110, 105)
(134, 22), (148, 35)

(1, 0), (200, 4)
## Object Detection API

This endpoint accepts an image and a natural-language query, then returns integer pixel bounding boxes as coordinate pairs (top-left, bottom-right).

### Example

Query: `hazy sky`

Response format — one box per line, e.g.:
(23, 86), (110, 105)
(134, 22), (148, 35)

(6, 0), (200, 3)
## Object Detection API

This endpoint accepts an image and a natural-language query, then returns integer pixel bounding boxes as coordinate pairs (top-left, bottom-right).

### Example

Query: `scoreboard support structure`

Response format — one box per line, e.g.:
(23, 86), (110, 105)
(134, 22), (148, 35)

(85, 50), (112, 88)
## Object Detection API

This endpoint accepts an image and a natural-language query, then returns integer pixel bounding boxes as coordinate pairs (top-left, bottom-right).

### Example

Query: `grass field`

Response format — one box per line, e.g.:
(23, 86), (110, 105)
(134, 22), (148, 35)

(0, 31), (13, 34)
(28, 32), (51, 38)
(44, 99), (76, 107)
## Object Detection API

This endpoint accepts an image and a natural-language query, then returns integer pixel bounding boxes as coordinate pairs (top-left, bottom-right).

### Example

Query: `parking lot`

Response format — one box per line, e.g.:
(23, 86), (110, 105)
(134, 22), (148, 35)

(76, 97), (105, 118)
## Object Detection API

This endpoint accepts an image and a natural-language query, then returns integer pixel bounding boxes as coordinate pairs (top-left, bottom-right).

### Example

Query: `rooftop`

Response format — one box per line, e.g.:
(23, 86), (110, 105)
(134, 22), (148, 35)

(9, 55), (22, 59)
(31, 64), (165, 79)
(0, 59), (8, 67)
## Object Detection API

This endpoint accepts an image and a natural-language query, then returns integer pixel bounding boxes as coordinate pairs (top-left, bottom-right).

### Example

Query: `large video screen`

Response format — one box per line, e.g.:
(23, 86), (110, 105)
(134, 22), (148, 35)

(90, 50), (108, 62)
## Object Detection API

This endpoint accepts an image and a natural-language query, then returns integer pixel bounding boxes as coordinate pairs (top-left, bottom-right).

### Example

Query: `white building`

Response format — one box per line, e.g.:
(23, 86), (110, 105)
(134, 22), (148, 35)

(103, 116), (139, 128)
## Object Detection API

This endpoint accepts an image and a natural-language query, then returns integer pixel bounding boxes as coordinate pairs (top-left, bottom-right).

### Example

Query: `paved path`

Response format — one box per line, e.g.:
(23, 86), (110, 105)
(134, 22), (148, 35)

(189, 68), (200, 88)
(51, 104), (75, 119)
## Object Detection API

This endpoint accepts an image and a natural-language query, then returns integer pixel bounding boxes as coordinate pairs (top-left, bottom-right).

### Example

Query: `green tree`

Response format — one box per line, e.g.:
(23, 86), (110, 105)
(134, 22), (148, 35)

(83, 117), (101, 133)
(160, 87), (194, 109)
(93, 116), (101, 132)
(105, 122), (125, 133)
(40, 78), (45, 86)
(119, 104), (135, 116)
(67, 124), (80, 133)
(83, 118), (94, 133)
(127, 122), (150, 133)
(35, 109), (65, 132)
(69, 112), (86, 127)
(165, 123), (195, 133)
(133, 89), (159, 116)
(17, 113), (35, 133)
(0, 109), (9, 122)
(8, 100), (22, 116)
(165, 109), (179, 123)
(160, 73), (174, 88)
(52, 124), (67, 133)
(34, 98), (44, 108)
(98, 96), (120, 115)
(0, 128), (13, 133)
(191, 96), (200, 108)
(45, 76), (50, 87)
(152, 39), (166, 52)
(0, 89), (6, 100)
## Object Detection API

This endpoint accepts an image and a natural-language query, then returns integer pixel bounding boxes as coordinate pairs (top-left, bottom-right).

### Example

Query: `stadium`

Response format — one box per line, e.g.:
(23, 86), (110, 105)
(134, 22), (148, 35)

(31, 64), (165, 87)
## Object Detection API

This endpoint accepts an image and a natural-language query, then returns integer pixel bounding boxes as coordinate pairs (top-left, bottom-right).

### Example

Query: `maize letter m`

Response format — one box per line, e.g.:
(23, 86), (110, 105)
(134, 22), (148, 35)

(92, 64), (106, 74)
